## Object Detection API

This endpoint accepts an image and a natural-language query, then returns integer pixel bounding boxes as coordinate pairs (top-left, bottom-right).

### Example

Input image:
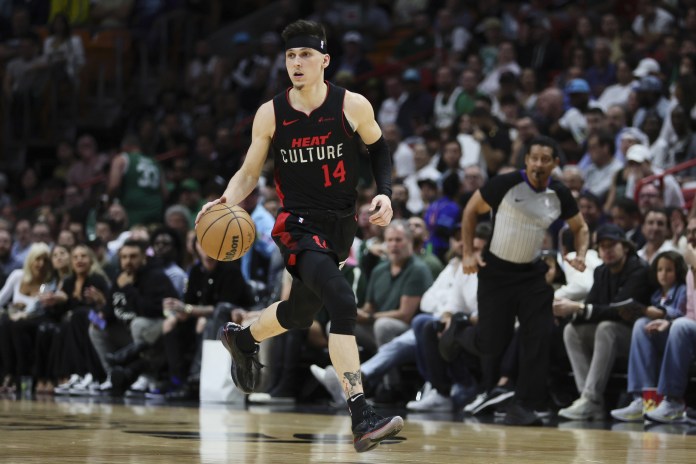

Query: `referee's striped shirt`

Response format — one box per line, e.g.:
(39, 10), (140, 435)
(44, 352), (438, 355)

(480, 171), (578, 264)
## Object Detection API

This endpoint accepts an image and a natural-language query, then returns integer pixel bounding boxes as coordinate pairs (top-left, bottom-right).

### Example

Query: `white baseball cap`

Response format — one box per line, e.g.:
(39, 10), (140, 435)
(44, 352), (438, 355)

(633, 58), (660, 78)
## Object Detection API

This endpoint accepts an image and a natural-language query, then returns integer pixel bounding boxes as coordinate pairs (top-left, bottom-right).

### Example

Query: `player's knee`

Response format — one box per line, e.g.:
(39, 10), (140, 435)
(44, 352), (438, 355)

(276, 300), (316, 330)
(326, 283), (357, 336)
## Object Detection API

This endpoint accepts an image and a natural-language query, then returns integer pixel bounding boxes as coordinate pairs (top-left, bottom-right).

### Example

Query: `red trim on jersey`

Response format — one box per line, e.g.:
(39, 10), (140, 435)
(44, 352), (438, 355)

(274, 170), (285, 207)
(272, 211), (296, 249)
(288, 254), (296, 266)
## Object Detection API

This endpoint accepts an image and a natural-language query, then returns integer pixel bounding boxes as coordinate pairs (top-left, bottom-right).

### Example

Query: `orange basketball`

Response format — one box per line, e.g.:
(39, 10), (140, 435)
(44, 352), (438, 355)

(196, 204), (256, 261)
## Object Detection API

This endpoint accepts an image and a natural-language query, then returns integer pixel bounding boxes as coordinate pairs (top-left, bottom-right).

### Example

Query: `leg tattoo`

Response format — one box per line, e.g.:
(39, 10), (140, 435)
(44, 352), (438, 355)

(342, 371), (362, 397)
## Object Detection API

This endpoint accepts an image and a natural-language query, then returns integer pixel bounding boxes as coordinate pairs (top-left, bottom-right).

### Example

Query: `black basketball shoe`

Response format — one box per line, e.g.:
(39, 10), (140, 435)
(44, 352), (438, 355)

(217, 323), (262, 394)
(352, 407), (404, 453)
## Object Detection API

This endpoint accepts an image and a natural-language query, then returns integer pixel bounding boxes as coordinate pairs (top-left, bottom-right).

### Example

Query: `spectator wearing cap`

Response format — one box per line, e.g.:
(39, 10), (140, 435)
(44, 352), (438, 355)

(554, 223), (651, 421)
(327, 31), (373, 83)
(554, 78), (600, 163)
(633, 57), (661, 80)
(598, 58), (637, 111)
(633, 75), (669, 130)
(602, 128), (650, 212)
(624, 144), (684, 211)
(396, 68), (433, 138)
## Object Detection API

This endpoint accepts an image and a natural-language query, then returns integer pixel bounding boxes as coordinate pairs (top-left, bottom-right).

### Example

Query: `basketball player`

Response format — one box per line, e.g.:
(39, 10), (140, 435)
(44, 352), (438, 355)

(460, 136), (589, 426)
(196, 20), (401, 452)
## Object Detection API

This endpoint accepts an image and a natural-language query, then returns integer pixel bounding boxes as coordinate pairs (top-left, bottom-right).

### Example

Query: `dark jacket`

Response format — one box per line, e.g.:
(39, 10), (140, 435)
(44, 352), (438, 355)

(579, 254), (652, 325)
(185, 261), (254, 308)
(106, 263), (178, 322)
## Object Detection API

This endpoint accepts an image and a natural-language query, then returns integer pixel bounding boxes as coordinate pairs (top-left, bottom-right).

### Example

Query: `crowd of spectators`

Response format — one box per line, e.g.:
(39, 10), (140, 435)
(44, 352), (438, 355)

(1, 0), (696, 425)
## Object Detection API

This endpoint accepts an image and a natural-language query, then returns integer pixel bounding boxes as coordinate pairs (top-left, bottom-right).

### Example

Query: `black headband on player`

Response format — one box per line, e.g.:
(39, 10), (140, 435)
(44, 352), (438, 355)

(285, 35), (327, 53)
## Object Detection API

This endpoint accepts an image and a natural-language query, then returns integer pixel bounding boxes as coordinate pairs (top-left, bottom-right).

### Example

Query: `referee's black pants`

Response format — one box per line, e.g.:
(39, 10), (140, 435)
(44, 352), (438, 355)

(475, 253), (554, 409)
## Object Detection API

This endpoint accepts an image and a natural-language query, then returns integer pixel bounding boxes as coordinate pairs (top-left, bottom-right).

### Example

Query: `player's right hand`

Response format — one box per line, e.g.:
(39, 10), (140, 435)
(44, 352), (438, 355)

(461, 252), (485, 274)
(195, 195), (227, 225)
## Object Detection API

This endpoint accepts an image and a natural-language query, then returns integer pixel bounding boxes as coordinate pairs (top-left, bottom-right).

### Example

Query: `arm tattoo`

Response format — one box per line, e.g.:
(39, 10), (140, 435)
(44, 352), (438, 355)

(343, 371), (362, 396)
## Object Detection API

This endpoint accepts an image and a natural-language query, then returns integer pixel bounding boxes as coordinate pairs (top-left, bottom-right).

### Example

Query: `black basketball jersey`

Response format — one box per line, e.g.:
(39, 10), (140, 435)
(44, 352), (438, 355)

(271, 82), (360, 211)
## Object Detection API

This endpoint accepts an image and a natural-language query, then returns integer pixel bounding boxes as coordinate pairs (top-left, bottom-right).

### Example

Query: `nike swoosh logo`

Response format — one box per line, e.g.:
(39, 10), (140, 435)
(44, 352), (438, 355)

(514, 198), (524, 202)
(283, 119), (299, 126)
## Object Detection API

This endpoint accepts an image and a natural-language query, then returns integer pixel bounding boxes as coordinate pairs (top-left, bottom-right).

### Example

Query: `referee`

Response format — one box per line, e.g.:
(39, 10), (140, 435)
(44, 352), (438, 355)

(461, 135), (589, 425)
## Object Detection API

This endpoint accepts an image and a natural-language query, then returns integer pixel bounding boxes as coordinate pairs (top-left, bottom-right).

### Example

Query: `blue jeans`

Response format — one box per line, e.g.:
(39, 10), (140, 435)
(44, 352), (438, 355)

(658, 317), (696, 398)
(360, 313), (434, 380)
(627, 317), (669, 394)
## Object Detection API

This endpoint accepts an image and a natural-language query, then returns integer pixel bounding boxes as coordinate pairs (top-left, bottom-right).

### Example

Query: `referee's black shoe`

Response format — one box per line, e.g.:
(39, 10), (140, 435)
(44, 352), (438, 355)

(352, 407), (404, 452)
(217, 323), (262, 394)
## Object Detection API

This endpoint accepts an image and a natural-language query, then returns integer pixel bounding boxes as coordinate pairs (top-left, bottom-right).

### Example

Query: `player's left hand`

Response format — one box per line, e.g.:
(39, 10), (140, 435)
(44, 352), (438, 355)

(369, 194), (392, 226)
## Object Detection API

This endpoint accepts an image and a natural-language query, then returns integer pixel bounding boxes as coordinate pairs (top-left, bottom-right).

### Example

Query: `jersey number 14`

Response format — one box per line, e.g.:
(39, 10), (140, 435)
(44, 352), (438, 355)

(321, 160), (346, 187)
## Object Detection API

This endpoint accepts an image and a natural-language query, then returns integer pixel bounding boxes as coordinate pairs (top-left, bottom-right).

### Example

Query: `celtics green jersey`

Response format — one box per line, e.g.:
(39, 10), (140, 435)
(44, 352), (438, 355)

(119, 152), (163, 225)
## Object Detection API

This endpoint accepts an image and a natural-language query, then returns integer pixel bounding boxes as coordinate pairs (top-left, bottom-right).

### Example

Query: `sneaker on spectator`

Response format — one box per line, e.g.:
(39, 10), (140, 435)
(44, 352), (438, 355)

(125, 375), (151, 398)
(558, 395), (605, 421)
(686, 407), (696, 425)
(645, 398), (686, 424)
(310, 364), (345, 406)
(464, 392), (489, 415)
(54, 374), (81, 395)
(467, 386), (515, 416)
(503, 402), (543, 426)
(406, 388), (453, 412)
(69, 373), (96, 396)
(97, 375), (113, 396)
(611, 398), (644, 422)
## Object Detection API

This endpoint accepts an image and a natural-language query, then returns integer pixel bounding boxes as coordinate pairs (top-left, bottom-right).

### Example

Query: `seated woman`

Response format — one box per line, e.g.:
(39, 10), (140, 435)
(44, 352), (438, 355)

(0, 243), (54, 393)
(28, 243), (72, 393)
(52, 244), (111, 395)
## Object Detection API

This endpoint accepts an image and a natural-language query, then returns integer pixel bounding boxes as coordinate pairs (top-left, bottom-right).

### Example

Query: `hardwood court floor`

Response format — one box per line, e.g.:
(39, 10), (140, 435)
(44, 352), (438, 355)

(1, 397), (696, 463)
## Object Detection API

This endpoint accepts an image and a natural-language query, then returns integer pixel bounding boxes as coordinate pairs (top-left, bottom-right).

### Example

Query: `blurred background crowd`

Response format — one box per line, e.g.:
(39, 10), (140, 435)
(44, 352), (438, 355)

(1, 0), (696, 424)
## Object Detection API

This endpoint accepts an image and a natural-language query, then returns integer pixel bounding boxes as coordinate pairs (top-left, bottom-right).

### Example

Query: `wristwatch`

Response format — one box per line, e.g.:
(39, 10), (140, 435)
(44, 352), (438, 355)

(184, 304), (193, 314)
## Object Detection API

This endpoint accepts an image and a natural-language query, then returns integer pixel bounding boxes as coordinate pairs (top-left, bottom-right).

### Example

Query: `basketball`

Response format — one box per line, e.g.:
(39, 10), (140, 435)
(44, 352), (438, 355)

(196, 204), (256, 261)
